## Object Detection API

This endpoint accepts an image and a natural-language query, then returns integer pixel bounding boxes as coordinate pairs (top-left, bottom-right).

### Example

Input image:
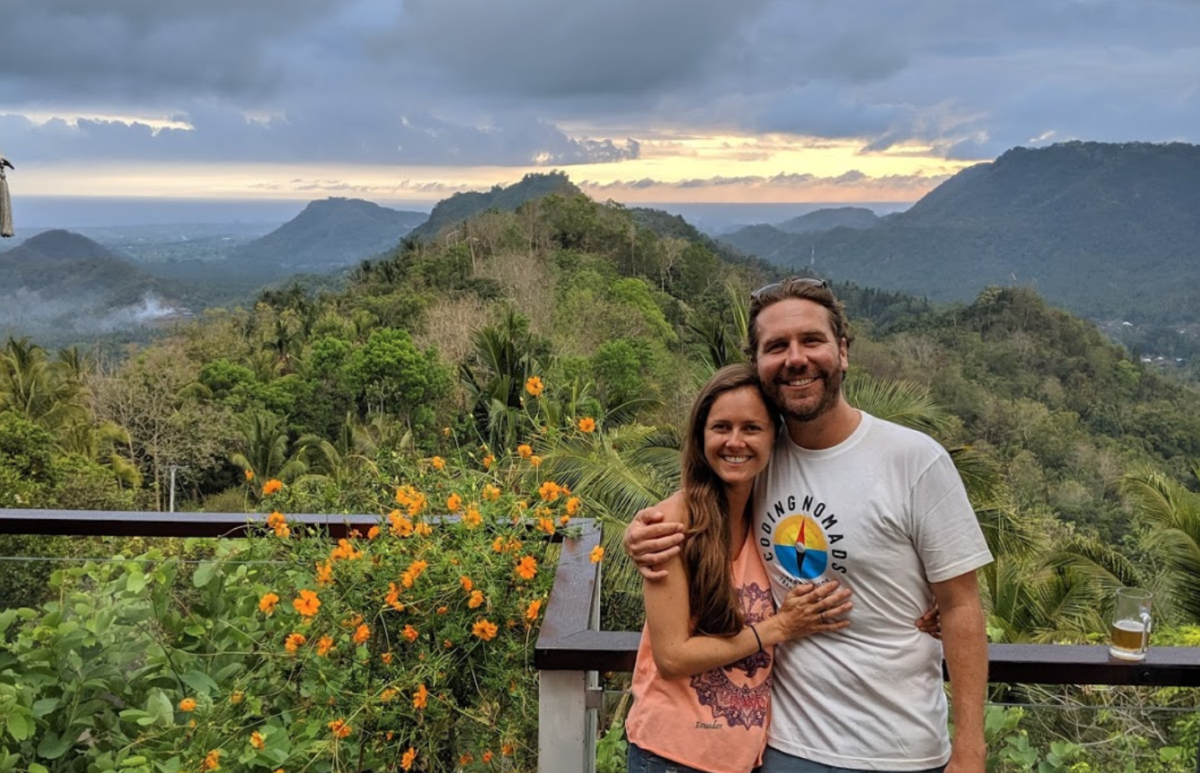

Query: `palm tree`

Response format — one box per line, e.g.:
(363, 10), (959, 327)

(1121, 464), (1200, 623)
(0, 337), (87, 432)
(229, 410), (306, 483)
(295, 415), (380, 488)
(460, 309), (540, 450)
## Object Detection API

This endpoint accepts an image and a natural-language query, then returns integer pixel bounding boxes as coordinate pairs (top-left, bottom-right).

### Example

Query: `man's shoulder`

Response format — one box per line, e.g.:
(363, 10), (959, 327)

(861, 413), (949, 460)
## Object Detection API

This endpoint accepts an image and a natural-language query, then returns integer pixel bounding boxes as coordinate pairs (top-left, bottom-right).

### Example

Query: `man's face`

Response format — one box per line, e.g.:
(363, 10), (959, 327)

(753, 298), (849, 423)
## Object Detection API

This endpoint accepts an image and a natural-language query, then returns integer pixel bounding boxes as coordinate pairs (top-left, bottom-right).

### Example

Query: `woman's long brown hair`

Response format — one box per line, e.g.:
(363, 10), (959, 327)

(681, 363), (776, 637)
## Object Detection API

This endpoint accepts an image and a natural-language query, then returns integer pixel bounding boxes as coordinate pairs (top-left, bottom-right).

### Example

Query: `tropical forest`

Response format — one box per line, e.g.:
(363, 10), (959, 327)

(1, 172), (1199, 771)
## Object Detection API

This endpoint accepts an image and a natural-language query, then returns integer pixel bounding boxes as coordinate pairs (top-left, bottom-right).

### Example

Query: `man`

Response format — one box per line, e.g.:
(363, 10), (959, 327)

(625, 278), (992, 773)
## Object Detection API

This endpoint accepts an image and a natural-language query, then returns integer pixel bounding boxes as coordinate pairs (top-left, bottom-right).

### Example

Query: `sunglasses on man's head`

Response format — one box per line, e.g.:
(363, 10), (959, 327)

(751, 277), (828, 300)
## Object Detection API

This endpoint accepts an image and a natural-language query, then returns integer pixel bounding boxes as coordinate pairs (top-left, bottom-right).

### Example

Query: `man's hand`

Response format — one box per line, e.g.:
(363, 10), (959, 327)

(622, 508), (685, 581)
(944, 744), (986, 773)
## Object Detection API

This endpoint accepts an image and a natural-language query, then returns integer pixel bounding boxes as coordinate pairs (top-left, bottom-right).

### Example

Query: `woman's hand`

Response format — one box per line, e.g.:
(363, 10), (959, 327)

(916, 602), (942, 640)
(766, 580), (853, 643)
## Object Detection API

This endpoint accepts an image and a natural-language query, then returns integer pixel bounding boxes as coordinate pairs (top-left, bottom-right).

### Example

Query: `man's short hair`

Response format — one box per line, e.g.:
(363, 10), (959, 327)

(745, 277), (854, 362)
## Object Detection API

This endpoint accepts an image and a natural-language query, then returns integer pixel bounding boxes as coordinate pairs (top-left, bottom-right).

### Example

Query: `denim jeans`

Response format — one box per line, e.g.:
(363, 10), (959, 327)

(760, 746), (946, 773)
(627, 740), (760, 773)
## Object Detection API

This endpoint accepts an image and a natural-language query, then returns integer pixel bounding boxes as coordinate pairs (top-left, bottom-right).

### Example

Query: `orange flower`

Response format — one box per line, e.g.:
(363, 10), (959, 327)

(402, 624), (419, 642)
(483, 483), (501, 501)
(525, 376), (544, 397)
(413, 683), (428, 710)
(446, 493), (462, 512)
(578, 417), (596, 433)
(502, 742), (516, 756)
(401, 747), (417, 771)
(385, 582), (404, 611)
(460, 575), (474, 592)
(388, 509), (414, 537)
(381, 652), (393, 665)
(565, 496), (581, 515)
(293, 589), (321, 617)
(329, 538), (362, 562)
(395, 485), (427, 516)
(559, 515), (571, 526)
(492, 536), (505, 553)
(178, 697), (197, 712)
(482, 750), (494, 763)
(229, 692), (244, 705)
(250, 731), (266, 750)
(482, 453), (494, 470)
(537, 518), (556, 536)
(515, 556), (538, 581)
(463, 505), (482, 528)
(258, 592), (280, 615)
(444, 639), (454, 649)
(525, 599), (543, 622)
(460, 754), (475, 766)
(590, 545), (605, 563)
(327, 719), (352, 739)
(353, 624), (370, 644)
(262, 479), (283, 496)
(473, 619), (499, 641)
(431, 456), (446, 471)
(379, 687), (398, 703)
(529, 455), (542, 467)
(367, 525), (380, 540)
(516, 444), (533, 459)
(244, 469), (255, 481)
(201, 750), (221, 771)
(315, 561), (333, 586)
(468, 590), (485, 609)
(316, 635), (334, 656)
(437, 606), (448, 614)
(415, 521), (433, 536)
(538, 480), (562, 501)
(401, 559), (429, 588)
(266, 511), (289, 538)
(284, 633), (306, 653)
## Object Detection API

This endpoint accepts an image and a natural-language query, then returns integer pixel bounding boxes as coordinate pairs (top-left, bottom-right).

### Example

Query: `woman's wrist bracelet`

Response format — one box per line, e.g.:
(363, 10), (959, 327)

(748, 623), (763, 653)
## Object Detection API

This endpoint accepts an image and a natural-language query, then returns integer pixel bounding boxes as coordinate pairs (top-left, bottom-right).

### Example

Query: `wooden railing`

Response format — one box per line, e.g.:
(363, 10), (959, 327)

(2, 510), (1199, 773)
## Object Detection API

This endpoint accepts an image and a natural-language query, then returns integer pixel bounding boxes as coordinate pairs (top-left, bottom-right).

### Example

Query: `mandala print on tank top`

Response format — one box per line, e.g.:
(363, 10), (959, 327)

(690, 582), (774, 729)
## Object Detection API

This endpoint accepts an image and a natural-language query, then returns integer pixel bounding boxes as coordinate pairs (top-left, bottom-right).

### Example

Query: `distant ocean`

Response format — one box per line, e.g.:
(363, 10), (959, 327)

(12, 196), (912, 234)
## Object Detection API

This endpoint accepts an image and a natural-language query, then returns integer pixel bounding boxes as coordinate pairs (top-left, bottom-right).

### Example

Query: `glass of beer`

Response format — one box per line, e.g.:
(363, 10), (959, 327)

(1109, 587), (1152, 661)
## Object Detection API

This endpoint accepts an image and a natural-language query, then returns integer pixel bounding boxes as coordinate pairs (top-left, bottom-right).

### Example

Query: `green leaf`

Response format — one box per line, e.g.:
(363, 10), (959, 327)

(154, 756), (182, 773)
(125, 570), (148, 594)
(0, 610), (17, 636)
(5, 710), (32, 742)
(146, 690), (173, 727)
(36, 731), (71, 760)
(29, 765), (49, 773)
(192, 562), (219, 589)
(179, 671), (219, 696)
(31, 698), (59, 718)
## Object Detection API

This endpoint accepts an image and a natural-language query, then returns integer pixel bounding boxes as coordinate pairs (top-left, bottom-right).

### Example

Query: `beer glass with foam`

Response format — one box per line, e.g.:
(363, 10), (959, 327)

(1109, 587), (1152, 661)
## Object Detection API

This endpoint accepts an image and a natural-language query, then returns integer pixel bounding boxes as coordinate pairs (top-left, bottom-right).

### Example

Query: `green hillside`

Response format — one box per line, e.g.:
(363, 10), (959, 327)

(408, 171), (581, 240)
(231, 197), (427, 270)
(721, 141), (1200, 326)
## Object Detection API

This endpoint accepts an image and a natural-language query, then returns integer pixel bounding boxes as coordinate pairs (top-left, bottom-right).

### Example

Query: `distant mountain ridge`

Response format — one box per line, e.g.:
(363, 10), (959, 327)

(774, 206), (881, 234)
(719, 141), (1200, 325)
(408, 171), (581, 240)
(231, 197), (427, 270)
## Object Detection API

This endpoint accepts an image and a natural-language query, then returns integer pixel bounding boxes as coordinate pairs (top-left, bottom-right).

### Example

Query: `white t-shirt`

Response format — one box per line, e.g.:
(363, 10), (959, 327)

(755, 412), (993, 771)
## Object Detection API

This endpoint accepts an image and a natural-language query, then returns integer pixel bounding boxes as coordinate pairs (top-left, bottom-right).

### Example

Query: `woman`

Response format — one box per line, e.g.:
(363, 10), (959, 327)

(624, 364), (855, 773)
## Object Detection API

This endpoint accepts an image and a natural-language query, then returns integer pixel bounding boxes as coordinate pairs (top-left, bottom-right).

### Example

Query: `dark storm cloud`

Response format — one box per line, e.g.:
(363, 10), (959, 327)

(0, 0), (1198, 169)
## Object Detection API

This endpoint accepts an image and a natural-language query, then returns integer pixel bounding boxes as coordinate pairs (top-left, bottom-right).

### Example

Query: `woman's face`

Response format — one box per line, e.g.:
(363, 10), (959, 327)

(703, 386), (775, 488)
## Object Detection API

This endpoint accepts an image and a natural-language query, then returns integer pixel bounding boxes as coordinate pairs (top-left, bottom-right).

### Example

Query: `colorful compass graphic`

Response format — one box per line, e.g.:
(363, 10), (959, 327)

(773, 515), (829, 580)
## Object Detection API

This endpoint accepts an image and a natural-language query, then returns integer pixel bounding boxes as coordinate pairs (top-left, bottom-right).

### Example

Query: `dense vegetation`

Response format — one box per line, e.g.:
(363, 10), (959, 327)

(1, 184), (1198, 770)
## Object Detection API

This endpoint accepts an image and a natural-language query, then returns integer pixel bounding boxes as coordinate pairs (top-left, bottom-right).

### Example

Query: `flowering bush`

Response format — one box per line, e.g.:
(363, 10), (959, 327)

(0, 453), (585, 772)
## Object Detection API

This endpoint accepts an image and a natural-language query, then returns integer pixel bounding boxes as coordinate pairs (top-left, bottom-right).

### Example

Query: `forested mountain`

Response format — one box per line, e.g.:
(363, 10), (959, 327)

(407, 171), (581, 240)
(775, 206), (881, 234)
(721, 141), (1200, 326)
(230, 198), (427, 270)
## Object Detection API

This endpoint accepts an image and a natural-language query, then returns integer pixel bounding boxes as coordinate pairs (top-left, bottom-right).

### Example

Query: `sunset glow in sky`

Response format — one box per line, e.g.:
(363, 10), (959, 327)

(2, 0), (1197, 208)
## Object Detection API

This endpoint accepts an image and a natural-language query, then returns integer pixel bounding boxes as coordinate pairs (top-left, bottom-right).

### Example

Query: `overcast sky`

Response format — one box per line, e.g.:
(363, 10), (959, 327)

(2, 0), (1197, 207)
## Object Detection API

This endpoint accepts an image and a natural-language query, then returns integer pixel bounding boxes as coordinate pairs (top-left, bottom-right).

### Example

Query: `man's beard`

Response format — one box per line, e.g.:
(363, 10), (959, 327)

(765, 366), (843, 423)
